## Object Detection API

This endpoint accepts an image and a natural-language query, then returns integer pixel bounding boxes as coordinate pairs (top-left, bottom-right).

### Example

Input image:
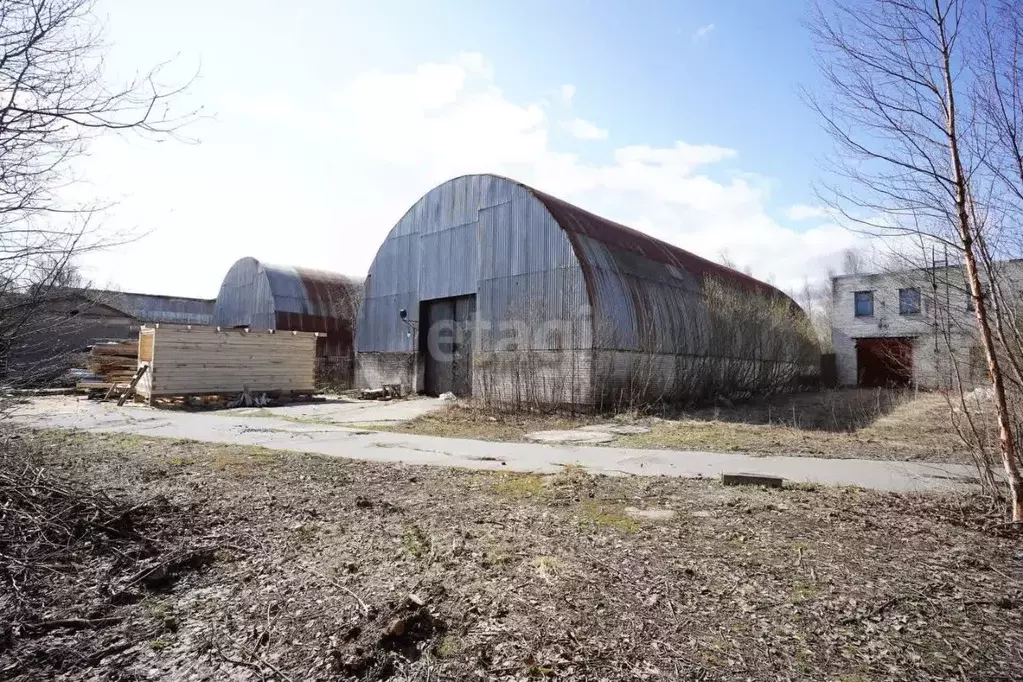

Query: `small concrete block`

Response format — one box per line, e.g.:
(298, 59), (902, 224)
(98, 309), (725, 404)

(721, 472), (784, 488)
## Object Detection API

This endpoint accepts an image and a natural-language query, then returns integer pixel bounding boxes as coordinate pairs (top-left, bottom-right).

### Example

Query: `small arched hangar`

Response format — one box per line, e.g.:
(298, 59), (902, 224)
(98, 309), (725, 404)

(213, 257), (363, 387)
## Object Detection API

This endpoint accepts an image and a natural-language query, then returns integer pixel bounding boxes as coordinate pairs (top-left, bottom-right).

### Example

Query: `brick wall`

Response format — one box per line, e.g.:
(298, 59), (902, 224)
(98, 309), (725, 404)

(830, 266), (1008, 388)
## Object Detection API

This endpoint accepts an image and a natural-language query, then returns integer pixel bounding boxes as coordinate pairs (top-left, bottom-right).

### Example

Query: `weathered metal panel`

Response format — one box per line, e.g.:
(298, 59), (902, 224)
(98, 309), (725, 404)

(104, 291), (214, 326)
(529, 186), (780, 297)
(356, 291), (420, 354)
(479, 202), (525, 279)
(213, 258), (361, 334)
(356, 177), (585, 364)
(212, 257), (277, 330)
(419, 223), (478, 300)
(422, 298), (455, 396)
(576, 233), (709, 355)
(365, 234), (419, 299)
(476, 268), (589, 352)
(452, 294), (476, 396)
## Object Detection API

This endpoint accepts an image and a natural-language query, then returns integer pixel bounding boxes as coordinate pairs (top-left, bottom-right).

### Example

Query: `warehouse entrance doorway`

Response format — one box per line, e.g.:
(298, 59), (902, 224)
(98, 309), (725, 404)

(855, 337), (913, 387)
(420, 295), (476, 397)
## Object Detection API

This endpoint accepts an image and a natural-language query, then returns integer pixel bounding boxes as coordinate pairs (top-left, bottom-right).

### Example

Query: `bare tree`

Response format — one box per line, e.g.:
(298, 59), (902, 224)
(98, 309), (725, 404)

(841, 248), (865, 275)
(0, 0), (192, 386)
(809, 0), (1023, 519)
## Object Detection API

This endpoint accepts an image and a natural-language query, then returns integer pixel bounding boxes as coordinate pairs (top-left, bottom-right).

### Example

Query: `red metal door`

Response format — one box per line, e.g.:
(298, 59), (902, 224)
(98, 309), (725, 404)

(855, 337), (913, 387)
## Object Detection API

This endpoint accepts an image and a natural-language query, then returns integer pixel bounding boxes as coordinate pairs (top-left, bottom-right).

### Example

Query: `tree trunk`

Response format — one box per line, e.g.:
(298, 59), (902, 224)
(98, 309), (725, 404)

(938, 1), (1023, 520)
(962, 240), (1023, 520)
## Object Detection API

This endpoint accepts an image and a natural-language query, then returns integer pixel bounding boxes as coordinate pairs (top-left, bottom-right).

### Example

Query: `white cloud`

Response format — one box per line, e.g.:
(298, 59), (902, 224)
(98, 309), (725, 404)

(785, 204), (830, 221)
(562, 117), (608, 140)
(76, 52), (862, 297)
(558, 84), (576, 103)
(692, 23), (715, 44)
(614, 142), (736, 171)
(324, 55), (862, 289)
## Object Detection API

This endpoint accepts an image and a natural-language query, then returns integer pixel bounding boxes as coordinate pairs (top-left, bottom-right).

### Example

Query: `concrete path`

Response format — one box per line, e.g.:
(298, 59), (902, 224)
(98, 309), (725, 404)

(11, 397), (978, 492)
(225, 395), (448, 424)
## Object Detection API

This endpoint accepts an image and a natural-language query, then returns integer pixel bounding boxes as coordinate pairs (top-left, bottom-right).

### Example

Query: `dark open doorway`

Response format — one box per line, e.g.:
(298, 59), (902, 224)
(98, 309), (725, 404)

(420, 295), (476, 397)
(855, 337), (913, 387)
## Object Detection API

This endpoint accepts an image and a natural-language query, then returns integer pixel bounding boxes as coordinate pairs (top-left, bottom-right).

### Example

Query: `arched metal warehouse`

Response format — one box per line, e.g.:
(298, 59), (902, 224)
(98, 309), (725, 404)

(213, 257), (363, 388)
(355, 174), (818, 408)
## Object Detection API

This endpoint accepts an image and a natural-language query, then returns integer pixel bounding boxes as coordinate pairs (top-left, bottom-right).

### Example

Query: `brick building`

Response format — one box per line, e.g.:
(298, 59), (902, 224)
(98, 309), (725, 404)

(831, 261), (1023, 388)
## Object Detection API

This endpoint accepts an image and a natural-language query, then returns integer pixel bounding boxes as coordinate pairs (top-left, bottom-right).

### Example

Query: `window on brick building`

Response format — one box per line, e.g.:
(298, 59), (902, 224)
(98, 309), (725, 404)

(899, 288), (920, 314)
(854, 291), (874, 317)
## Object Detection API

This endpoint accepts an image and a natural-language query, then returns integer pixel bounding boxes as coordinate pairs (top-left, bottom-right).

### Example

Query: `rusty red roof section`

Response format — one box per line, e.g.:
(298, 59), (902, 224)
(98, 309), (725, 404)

(270, 266), (362, 337)
(525, 186), (784, 298)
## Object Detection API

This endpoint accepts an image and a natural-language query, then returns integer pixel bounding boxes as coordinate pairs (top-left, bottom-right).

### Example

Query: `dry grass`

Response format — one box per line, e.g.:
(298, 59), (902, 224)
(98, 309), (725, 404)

(379, 407), (601, 441)
(2, 427), (1020, 681)
(390, 389), (970, 462)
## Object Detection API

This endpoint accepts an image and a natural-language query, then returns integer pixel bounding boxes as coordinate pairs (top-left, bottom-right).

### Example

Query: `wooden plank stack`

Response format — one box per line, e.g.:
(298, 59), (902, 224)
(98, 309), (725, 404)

(78, 341), (139, 390)
(136, 325), (317, 401)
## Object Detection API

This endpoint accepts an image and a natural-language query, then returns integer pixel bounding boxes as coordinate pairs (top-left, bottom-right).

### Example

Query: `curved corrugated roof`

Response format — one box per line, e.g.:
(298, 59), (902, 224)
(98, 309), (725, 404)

(520, 184), (782, 298)
(213, 257), (362, 334)
(259, 262), (362, 333)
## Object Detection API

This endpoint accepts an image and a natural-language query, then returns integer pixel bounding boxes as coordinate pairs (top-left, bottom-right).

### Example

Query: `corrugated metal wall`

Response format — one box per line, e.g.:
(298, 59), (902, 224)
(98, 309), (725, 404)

(356, 175), (589, 357)
(100, 291), (214, 326)
(212, 257), (276, 330)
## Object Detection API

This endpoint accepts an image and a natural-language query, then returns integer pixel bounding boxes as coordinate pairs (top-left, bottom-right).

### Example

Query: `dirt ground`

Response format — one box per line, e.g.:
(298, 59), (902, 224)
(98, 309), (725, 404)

(2, 427), (1021, 681)
(386, 389), (972, 462)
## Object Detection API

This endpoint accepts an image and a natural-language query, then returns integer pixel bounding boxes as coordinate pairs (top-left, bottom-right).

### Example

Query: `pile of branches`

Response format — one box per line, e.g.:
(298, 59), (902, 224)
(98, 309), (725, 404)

(0, 437), (213, 678)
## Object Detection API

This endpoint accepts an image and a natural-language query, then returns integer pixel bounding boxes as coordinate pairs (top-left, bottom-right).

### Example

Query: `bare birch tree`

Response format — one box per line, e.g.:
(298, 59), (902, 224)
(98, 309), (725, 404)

(0, 0), (192, 385)
(809, 0), (1023, 519)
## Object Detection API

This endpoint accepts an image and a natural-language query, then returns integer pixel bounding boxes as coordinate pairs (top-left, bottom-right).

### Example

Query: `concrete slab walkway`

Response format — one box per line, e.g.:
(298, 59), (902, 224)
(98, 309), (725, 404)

(11, 397), (979, 492)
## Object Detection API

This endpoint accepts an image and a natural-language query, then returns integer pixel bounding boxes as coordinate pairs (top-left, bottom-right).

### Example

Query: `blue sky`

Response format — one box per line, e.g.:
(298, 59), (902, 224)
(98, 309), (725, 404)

(77, 0), (859, 298)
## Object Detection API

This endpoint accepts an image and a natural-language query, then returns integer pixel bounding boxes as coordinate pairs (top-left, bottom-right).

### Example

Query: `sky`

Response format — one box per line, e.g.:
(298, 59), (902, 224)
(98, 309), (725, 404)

(74, 0), (865, 299)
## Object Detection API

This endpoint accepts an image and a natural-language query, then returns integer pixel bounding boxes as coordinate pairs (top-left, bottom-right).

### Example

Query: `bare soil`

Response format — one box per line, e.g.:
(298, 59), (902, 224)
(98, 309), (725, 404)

(388, 389), (971, 462)
(2, 427), (1021, 681)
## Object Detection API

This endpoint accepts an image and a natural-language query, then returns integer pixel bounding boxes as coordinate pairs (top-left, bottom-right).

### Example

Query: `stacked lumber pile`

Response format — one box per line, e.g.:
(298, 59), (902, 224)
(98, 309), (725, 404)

(137, 326), (316, 400)
(79, 341), (138, 389)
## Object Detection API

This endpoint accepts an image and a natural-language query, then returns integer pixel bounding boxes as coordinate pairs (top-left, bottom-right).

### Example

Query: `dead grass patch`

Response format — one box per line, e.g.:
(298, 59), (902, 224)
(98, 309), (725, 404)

(492, 472), (545, 499)
(3, 427), (1020, 681)
(394, 389), (969, 462)
(576, 501), (642, 533)
(389, 403), (598, 441)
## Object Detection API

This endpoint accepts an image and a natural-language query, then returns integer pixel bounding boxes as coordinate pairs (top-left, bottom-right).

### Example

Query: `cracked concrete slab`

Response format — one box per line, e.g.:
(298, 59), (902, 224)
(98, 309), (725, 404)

(577, 424), (652, 435)
(525, 430), (617, 444)
(226, 395), (446, 425)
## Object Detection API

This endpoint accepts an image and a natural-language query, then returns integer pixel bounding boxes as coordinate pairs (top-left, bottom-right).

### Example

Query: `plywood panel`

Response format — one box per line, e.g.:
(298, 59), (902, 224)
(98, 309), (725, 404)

(139, 332), (155, 362)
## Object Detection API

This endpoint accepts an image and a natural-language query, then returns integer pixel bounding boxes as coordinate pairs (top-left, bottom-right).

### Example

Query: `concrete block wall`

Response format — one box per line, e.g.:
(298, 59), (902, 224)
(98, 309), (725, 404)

(356, 352), (417, 393)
